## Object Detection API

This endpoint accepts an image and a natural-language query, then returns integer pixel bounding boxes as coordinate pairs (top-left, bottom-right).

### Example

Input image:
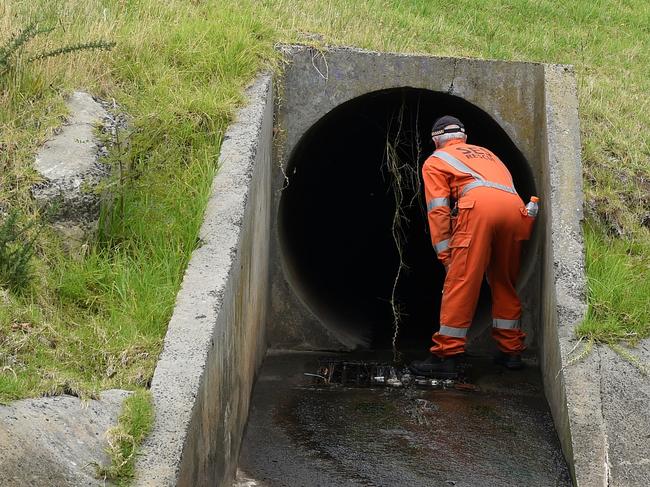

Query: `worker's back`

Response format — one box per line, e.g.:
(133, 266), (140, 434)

(412, 115), (531, 378)
(423, 140), (516, 201)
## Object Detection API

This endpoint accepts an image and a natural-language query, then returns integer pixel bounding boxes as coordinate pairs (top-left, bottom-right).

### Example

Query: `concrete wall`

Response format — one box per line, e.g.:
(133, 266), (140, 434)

(537, 64), (595, 485)
(540, 66), (650, 487)
(134, 75), (273, 487)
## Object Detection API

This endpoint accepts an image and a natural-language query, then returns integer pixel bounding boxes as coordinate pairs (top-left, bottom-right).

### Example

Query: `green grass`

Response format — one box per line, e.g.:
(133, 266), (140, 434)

(97, 388), (154, 483)
(1, 0), (649, 403)
(0, 0), (277, 402)
(578, 223), (650, 343)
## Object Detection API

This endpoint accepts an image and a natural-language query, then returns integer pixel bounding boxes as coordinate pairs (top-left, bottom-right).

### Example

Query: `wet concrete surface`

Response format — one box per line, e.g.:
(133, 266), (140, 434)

(236, 351), (571, 487)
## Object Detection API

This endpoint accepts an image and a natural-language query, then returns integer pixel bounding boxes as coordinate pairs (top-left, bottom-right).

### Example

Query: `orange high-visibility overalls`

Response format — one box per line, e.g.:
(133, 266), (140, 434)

(422, 139), (533, 356)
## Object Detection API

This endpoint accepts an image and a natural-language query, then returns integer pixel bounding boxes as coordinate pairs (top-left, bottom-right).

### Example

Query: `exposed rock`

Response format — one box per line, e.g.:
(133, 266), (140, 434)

(31, 91), (113, 251)
(0, 389), (130, 486)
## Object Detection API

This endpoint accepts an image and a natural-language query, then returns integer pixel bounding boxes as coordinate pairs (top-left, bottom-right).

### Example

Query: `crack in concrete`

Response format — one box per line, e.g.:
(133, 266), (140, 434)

(597, 347), (612, 486)
(447, 58), (458, 95)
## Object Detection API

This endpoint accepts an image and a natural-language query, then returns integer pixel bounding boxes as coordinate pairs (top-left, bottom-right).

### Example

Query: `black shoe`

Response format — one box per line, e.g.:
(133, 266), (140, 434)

(494, 351), (523, 370)
(409, 354), (458, 378)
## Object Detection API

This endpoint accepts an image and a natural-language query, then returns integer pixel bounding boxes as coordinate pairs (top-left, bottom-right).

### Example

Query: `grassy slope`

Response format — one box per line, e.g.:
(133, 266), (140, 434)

(0, 0), (648, 402)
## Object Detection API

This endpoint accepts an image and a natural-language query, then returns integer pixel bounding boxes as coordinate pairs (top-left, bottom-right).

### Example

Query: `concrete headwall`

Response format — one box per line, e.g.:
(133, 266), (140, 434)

(270, 45), (545, 352)
(135, 75), (273, 486)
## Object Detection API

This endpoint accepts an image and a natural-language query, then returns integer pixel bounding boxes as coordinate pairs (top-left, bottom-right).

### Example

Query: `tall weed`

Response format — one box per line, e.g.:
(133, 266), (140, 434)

(0, 210), (38, 291)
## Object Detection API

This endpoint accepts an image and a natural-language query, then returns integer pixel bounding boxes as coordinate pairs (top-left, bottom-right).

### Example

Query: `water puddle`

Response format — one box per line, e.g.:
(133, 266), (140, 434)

(237, 351), (571, 486)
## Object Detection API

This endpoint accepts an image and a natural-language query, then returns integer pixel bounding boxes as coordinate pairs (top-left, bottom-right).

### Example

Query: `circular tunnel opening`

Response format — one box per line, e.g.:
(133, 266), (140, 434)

(279, 88), (535, 350)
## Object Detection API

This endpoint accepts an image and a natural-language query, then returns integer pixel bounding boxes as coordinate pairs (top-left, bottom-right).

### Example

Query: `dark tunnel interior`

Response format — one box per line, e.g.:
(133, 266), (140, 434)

(279, 88), (536, 350)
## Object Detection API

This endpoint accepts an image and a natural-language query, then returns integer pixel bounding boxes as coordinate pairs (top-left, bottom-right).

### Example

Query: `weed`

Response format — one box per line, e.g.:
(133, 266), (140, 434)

(0, 209), (38, 291)
(609, 343), (649, 376)
(578, 222), (650, 344)
(97, 389), (154, 483)
(0, 21), (113, 78)
(383, 97), (424, 360)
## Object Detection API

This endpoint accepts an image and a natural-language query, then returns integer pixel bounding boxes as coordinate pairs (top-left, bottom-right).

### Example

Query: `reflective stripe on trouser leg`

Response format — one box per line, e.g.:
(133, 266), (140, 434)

(430, 332), (466, 357)
(430, 325), (469, 357)
(492, 318), (520, 329)
(491, 318), (525, 352)
(438, 325), (468, 337)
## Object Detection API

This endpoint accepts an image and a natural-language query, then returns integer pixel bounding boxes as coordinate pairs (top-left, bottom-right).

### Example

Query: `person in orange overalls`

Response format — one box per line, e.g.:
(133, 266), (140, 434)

(409, 116), (535, 378)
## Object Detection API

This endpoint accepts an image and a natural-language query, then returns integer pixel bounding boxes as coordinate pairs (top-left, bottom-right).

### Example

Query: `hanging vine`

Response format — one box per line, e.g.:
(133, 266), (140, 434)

(382, 95), (424, 363)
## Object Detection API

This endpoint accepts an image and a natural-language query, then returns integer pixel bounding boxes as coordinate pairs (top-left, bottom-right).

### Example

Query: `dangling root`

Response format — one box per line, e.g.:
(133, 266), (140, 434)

(382, 96), (424, 363)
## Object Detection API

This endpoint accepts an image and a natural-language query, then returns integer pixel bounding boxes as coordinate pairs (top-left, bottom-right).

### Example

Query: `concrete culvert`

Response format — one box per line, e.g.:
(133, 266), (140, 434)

(137, 48), (621, 487)
(279, 87), (537, 350)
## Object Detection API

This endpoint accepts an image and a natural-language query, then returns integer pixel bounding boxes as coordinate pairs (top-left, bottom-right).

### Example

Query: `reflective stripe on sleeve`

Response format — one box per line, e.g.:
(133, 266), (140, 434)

(438, 325), (468, 338)
(433, 239), (449, 254)
(492, 318), (520, 329)
(427, 197), (450, 211)
(433, 150), (485, 180)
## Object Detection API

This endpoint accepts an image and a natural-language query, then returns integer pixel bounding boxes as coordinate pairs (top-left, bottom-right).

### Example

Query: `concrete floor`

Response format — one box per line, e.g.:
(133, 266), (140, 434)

(236, 351), (570, 487)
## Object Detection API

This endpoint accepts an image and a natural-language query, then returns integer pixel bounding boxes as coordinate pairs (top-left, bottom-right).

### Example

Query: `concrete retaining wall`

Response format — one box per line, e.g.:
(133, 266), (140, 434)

(540, 66), (650, 486)
(135, 75), (273, 486)
(537, 64), (596, 485)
